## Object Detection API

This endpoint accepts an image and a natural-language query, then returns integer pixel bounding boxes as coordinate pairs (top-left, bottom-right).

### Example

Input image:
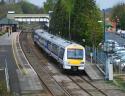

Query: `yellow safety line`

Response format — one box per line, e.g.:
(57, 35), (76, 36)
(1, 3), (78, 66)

(11, 33), (25, 75)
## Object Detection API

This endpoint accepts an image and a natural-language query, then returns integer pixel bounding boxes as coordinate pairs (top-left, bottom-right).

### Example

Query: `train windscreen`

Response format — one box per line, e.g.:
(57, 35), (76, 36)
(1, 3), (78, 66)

(67, 49), (83, 59)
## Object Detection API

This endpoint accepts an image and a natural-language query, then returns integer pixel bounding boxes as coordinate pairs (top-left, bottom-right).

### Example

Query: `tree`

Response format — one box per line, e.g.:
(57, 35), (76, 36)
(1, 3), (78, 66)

(119, 13), (125, 30)
(111, 3), (125, 30)
(43, 0), (58, 13)
(0, 0), (5, 4)
(19, 1), (39, 14)
(61, 0), (74, 40)
(0, 1), (42, 18)
(49, 0), (103, 47)
(50, 0), (66, 36)
(72, 0), (103, 47)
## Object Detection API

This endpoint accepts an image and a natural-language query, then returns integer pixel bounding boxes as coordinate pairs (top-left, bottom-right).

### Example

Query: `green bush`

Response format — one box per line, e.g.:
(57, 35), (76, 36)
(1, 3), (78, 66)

(113, 76), (125, 91)
(0, 31), (5, 36)
(0, 81), (11, 96)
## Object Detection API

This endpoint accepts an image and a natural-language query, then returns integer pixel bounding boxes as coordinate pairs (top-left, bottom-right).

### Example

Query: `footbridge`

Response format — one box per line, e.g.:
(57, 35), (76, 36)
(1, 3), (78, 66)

(7, 13), (49, 23)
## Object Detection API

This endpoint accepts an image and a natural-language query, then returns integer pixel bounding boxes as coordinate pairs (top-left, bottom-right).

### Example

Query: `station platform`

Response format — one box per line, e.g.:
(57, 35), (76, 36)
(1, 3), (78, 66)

(11, 32), (43, 95)
(0, 33), (12, 45)
(85, 61), (104, 80)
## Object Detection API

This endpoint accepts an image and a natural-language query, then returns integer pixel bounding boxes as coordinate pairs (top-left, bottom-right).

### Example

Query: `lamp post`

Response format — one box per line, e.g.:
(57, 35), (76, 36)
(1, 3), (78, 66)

(103, 9), (106, 42)
(102, 9), (113, 80)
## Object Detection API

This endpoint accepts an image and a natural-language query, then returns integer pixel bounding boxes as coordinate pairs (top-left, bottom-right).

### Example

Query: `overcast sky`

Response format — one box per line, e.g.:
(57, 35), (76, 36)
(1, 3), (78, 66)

(27, 0), (46, 7)
(96, 0), (125, 9)
(27, 0), (125, 9)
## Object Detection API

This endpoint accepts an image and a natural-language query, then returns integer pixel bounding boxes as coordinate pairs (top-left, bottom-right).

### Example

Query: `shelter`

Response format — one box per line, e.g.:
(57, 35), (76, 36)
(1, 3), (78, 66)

(0, 18), (18, 32)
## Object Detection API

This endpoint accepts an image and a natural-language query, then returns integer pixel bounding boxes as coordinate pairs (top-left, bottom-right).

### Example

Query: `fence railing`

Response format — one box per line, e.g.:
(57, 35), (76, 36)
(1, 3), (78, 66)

(86, 47), (125, 76)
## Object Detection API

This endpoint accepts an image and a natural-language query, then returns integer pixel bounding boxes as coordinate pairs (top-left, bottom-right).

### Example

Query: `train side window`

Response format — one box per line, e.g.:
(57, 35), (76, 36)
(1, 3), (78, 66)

(59, 48), (64, 59)
(44, 40), (48, 48)
(39, 37), (44, 45)
(47, 41), (51, 50)
(52, 44), (59, 55)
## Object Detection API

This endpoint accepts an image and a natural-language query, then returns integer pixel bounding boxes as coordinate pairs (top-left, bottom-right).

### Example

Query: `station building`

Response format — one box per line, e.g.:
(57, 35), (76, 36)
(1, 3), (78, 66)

(0, 18), (18, 33)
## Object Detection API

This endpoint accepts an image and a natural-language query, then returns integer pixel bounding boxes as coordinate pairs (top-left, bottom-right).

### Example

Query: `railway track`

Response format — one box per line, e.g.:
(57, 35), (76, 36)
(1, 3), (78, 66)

(19, 31), (125, 96)
(81, 76), (108, 96)
(19, 32), (94, 96)
(68, 76), (108, 96)
(19, 32), (72, 96)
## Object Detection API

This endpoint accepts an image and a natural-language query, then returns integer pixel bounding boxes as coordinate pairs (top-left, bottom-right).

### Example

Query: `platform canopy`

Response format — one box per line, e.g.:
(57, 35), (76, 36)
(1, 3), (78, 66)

(0, 18), (18, 25)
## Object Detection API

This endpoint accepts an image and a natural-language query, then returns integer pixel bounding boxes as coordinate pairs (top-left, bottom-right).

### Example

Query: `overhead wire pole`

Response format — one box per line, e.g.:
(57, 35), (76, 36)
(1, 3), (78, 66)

(103, 9), (113, 80)
(103, 9), (108, 80)
(103, 9), (106, 42)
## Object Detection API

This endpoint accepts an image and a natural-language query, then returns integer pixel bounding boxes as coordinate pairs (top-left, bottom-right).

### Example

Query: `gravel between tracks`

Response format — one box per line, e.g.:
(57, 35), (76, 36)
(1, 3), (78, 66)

(20, 32), (125, 96)
(20, 32), (72, 96)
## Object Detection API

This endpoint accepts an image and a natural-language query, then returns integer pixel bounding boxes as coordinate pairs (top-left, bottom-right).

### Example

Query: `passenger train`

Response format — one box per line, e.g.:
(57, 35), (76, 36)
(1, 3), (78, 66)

(33, 29), (86, 71)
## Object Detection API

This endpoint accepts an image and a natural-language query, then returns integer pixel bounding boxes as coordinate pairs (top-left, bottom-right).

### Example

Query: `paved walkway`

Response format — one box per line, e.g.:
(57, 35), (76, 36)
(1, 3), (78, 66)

(0, 33), (12, 45)
(85, 61), (104, 80)
(0, 32), (43, 95)
(11, 32), (43, 95)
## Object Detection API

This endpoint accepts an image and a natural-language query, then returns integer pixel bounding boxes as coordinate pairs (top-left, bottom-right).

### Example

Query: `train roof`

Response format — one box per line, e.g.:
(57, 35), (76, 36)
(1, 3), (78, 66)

(35, 29), (83, 48)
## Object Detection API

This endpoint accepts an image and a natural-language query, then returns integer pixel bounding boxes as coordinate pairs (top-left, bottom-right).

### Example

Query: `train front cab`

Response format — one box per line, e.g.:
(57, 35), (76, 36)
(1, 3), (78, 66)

(63, 44), (85, 71)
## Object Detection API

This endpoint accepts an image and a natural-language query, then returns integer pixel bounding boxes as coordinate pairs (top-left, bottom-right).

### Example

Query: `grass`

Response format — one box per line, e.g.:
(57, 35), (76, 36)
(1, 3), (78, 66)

(106, 76), (125, 91)
(113, 76), (125, 91)
(0, 31), (6, 36)
(0, 81), (11, 96)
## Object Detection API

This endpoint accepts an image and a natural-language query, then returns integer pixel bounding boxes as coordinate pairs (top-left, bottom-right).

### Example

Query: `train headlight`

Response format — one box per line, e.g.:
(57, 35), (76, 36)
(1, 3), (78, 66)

(121, 63), (125, 67)
(80, 62), (84, 65)
(67, 61), (70, 64)
(64, 61), (70, 65)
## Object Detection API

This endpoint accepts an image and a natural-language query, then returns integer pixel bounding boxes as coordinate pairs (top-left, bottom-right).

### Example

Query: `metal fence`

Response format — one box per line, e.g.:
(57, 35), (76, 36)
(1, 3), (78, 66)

(86, 47), (125, 77)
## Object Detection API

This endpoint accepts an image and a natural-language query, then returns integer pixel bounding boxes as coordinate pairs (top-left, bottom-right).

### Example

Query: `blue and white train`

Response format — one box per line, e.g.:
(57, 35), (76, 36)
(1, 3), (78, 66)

(33, 29), (86, 71)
